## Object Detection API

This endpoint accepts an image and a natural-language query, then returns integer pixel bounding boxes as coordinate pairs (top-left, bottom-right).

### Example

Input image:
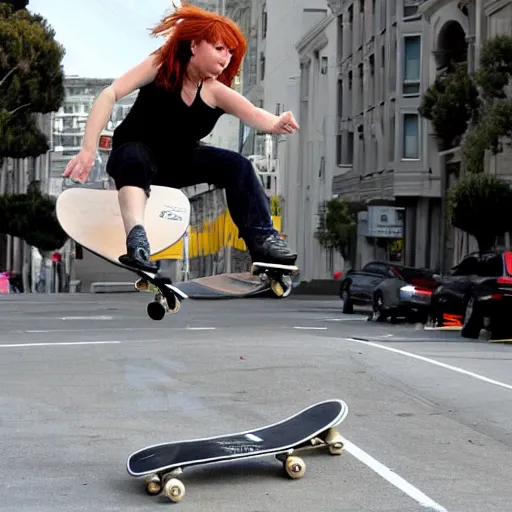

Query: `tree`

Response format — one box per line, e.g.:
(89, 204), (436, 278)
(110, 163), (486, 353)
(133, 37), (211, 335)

(461, 35), (512, 173)
(315, 198), (364, 267)
(447, 173), (512, 252)
(419, 63), (480, 151)
(0, 3), (65, 160)
(0, 4), (67, 254)
(0, 182), (67, 251)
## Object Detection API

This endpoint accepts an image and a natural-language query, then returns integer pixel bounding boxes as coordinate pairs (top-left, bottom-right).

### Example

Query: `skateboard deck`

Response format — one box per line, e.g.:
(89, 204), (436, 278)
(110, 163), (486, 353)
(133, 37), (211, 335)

(56, 186), (190, 319)
(173, 272), (270, 298)
(127, 399), (348, 502)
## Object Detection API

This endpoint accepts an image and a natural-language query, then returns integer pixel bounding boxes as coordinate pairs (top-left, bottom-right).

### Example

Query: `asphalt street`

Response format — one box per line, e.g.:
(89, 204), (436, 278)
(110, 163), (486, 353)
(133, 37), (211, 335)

(1, 293), (511, 511)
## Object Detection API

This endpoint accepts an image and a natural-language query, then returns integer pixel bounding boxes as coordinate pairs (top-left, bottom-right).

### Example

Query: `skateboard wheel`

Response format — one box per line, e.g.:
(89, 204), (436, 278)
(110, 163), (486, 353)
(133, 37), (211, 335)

(135, 278), (150, 292)
(147, 301), (166, 321)
(163, 478), (185, 502)
(270, 279), (285, 297)
(284, 456), (306, 479)
(144, 474), (162, 495)
(167, 295), (181, 314)
(281, 275), (293, 298)
(325, 429), (344, 455)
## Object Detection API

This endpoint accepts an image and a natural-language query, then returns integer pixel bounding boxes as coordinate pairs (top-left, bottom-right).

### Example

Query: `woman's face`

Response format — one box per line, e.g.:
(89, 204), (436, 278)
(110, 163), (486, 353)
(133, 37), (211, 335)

(189, 40), (234, 79)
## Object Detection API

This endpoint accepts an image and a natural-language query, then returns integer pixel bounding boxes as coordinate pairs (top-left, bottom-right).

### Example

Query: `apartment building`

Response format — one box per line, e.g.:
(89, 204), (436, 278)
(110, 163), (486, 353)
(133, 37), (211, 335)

(280, 1), (435, 279)
(420, 0), (512, 270)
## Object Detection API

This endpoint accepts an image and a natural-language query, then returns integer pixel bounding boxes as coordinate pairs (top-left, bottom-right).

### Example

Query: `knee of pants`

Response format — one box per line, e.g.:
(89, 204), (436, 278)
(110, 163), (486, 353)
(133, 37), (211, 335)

(225, 153), (256, 184)
(106, 143), (156, 195)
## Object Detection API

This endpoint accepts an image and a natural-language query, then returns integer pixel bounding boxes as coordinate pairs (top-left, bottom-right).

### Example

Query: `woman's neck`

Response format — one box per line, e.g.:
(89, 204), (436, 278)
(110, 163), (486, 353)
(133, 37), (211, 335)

(184, 65), (202, 88)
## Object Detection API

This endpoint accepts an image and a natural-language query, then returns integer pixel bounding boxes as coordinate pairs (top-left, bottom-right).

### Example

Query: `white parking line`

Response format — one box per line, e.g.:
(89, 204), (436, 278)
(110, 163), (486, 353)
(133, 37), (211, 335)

(293, 327), (328, 330)
(346, 338), (512, 392)
(343, 437), (448, 511)
(61, 316), (113, 320)
(0, 341), (122, 348)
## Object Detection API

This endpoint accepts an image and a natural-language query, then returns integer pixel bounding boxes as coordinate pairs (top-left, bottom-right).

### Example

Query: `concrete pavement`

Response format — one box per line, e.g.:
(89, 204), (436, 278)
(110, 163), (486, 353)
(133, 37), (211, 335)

(0, 294), (511, 511)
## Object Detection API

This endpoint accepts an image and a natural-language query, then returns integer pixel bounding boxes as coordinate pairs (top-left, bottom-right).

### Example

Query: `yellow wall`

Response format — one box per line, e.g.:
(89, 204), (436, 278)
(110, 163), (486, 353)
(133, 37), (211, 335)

(152, 211), (281, 261)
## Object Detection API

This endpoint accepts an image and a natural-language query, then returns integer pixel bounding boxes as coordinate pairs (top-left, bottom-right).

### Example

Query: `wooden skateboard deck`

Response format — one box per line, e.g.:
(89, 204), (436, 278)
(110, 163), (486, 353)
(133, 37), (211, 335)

(56, 186), (190, 263)
(56, 186), (190, 319)
(127, 399), (348, 502)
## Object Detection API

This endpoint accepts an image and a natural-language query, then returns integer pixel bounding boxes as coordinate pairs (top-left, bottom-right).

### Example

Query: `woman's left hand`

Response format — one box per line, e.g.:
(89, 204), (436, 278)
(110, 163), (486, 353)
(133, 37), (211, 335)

(272, 111), (300, 134)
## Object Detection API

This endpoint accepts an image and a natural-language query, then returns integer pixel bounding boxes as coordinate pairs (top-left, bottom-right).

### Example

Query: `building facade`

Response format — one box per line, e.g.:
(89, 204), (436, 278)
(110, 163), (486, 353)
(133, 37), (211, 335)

(420, 0), (512, 269)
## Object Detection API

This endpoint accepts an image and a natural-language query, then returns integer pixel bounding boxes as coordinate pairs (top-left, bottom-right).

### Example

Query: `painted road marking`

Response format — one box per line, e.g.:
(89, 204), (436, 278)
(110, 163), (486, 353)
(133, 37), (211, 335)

(0, 341), (122, 348)
(343, 437), (448, 511)
(294, 326), (328, 330)
(346, 338), (512, 392)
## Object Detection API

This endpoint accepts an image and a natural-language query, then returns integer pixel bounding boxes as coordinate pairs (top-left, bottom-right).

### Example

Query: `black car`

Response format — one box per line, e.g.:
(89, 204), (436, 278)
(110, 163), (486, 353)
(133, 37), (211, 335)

(339, 261), (439, 322)
(429, 250), (512, 339)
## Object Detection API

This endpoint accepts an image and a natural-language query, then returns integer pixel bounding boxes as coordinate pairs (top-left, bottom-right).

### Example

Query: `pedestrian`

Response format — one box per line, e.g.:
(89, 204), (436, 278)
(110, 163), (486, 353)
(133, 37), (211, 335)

(62, 3), (299, 273)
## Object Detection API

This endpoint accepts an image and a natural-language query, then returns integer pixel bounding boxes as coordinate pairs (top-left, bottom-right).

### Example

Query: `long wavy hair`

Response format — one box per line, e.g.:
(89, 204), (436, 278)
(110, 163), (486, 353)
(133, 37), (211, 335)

(150, 3), (247, 92)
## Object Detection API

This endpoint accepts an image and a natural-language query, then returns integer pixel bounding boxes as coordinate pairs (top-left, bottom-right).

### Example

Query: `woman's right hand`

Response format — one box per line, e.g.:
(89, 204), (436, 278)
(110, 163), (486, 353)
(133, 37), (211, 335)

(62, 148), (96, 184)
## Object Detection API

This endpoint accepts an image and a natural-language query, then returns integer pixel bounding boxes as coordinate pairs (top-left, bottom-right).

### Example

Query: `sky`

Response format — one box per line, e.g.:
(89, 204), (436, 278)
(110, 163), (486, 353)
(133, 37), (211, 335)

(28, 0), (181, 78)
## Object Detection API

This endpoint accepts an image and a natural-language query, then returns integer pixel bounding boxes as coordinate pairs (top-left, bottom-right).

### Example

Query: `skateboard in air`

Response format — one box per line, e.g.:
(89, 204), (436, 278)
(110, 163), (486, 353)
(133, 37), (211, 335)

(126, 399), (348, 503)
(56, 185), (190, 320)
(251, 261), (299, 298)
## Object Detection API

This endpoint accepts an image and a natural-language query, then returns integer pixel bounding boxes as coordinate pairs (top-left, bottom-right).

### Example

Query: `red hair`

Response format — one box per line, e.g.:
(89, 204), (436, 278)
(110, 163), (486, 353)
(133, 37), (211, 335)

(150, 2), (247, 92)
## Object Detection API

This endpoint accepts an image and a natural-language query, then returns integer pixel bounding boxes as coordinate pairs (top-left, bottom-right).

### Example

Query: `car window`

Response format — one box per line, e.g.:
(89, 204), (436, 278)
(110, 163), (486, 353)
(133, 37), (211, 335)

(477, 254), (504, 277)
(363, 263), (389, 276)
(451, 256), (479, 276)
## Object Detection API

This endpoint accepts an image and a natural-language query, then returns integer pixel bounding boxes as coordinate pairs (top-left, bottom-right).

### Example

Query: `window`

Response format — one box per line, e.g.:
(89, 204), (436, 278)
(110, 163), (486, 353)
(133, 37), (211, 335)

(337, 15), (343, 62)
(403, 35), (421, 95)
(403, 113), (419, 159)
(403, 1), (422, 18)
(478, 255), (504, 277)
(261, 4), (267, 39)
(451, 256), (479, 276)
(259, 53), (265, 81)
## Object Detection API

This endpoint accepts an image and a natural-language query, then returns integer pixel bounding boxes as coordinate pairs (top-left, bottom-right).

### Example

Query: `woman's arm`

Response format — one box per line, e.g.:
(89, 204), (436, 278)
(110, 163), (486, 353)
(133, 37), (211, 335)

(211, 81), (299, 134)
(81, 55), (160, 153)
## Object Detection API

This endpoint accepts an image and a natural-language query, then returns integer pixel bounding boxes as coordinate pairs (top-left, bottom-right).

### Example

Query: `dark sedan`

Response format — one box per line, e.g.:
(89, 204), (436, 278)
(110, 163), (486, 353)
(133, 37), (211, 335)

(429, 250), (512, 339)
(339, 261), (439, 322)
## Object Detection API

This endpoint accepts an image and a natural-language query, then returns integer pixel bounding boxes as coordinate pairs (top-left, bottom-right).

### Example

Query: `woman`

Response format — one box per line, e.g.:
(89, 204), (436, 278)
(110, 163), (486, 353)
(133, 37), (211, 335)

(63, 3), (299, 273)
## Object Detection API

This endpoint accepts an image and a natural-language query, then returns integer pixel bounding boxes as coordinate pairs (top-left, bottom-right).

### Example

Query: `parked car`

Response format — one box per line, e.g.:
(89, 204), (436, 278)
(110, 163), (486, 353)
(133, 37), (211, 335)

(428, 250), (512, 339)
(339, 261), (439, 322)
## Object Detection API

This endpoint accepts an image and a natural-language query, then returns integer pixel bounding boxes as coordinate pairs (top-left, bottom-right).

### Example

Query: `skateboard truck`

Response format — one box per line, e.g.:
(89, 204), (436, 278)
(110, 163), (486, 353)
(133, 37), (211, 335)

(135, 276), (188, 321)
(251, 262), (299, 298)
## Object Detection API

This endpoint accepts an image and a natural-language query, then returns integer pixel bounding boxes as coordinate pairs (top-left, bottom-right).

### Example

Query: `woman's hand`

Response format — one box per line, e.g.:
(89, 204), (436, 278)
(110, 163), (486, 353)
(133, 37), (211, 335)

(271, 111), (300, 135)
(62, 148), (96, 184)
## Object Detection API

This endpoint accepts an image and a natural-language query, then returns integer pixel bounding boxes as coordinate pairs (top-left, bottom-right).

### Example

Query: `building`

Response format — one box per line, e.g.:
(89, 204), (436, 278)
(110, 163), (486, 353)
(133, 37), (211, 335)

(49, 76), (137, 197)
(420, 0), (512, 270)
(281, 0), (434, 280)
(286, 0), (512, 282)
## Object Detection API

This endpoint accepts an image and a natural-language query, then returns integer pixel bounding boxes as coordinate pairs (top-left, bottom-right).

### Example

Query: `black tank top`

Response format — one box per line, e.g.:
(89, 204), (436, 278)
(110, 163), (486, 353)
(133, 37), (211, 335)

(112, 80), (225, 163)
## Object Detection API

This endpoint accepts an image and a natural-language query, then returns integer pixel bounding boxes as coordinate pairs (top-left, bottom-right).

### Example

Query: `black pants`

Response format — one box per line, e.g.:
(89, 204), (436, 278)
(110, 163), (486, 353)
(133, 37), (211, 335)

(106, 142), (277, 245)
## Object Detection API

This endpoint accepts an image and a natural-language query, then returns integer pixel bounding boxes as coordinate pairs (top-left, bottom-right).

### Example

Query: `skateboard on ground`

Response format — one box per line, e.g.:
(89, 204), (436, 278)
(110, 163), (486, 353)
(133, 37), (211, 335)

(56, 186), (190, 320)
(251, 261), (299, 298)
(126, 399), (348, 503)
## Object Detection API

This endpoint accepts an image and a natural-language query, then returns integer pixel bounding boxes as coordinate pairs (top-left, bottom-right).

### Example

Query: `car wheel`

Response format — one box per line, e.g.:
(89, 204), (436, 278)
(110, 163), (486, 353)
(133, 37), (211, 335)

(372, 291), (387, 322)
(460, 296), (481, 339)
(341, 289), (354, 314)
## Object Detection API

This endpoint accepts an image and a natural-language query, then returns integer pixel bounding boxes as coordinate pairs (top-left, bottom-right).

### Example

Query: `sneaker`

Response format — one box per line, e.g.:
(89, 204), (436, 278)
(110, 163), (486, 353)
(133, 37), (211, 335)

(119, 225), (159, 273)
(249, 234), (297, 266)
